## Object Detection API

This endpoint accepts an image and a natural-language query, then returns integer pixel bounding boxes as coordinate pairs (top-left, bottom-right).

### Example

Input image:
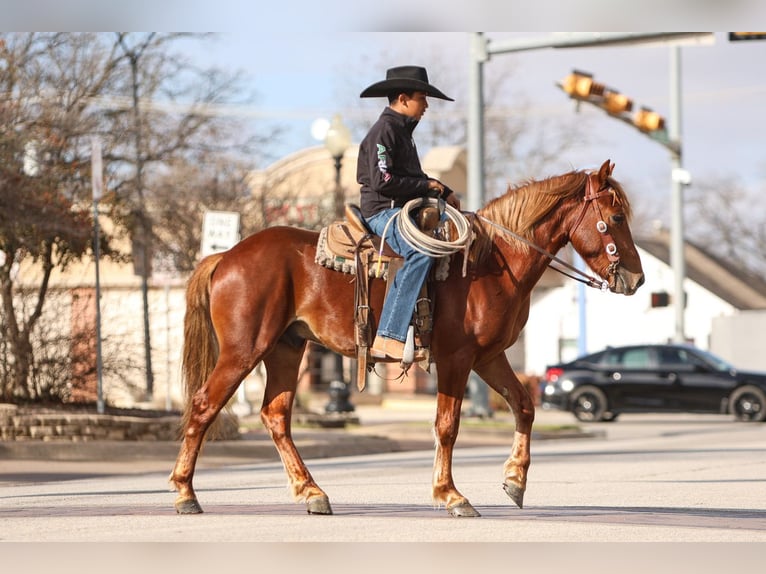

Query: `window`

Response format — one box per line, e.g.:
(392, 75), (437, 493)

(614, 348), (654, 369)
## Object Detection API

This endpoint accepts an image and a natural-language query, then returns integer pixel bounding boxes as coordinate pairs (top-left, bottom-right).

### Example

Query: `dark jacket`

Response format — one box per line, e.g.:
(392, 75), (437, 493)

(357, 107), (437, 219)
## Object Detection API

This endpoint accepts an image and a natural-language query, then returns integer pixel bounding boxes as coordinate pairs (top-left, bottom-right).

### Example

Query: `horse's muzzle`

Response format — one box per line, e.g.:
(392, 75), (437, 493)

(611, 269), (645, 296)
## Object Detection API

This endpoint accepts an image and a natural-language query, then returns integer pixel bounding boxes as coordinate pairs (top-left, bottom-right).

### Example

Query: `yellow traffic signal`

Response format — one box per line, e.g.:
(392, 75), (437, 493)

(561, 70), (605, 99)
(603, 90), (633, 115)
(634, 107), (666, 132)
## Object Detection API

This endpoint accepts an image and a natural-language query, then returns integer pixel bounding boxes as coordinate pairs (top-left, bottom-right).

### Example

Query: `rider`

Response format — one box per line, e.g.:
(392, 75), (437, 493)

(357, 65), (461, 361)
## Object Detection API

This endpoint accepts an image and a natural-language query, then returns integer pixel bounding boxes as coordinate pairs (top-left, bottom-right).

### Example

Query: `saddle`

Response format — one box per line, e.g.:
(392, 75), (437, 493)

(315, 204), (442, 391)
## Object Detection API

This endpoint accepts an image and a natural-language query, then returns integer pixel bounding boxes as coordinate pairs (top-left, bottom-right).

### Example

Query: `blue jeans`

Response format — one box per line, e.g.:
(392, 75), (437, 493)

(366, 208), (434, 343)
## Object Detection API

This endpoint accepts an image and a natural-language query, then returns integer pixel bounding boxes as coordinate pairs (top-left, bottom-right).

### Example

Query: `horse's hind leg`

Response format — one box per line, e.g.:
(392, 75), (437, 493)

(261, 341), (332, 515)
(170, 354), (252, 514)
(474, 354), (535, 509)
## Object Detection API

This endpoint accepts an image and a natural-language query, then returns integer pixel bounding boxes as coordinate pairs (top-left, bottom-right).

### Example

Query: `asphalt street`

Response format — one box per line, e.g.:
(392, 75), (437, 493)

(1, 406), (765, 543)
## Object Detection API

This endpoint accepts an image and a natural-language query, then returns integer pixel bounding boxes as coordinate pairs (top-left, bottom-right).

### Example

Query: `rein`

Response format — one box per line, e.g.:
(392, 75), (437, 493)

(475, 173), (621, 292)
(475, 214), (609, 291)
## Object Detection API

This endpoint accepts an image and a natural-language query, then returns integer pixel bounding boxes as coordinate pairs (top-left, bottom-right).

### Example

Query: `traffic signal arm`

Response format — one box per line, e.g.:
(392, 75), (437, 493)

(558, 69), (677, 153)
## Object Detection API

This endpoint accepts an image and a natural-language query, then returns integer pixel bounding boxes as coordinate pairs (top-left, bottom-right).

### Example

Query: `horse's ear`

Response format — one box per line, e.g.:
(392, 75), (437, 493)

(598, 159), (614, 183)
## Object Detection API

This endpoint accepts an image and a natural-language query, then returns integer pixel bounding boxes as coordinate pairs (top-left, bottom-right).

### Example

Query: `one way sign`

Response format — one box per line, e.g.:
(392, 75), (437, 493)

(200, 210), (240, 258)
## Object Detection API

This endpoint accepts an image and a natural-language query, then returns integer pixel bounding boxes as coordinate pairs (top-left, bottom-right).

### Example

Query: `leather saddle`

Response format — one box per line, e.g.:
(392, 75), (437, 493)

(315, 204), (440, 390)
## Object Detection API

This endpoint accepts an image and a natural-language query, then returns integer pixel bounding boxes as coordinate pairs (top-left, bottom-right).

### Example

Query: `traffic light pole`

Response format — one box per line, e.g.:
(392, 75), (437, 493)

(467, 32), (710, 215)
(473, 34), (707, 349)
(669, 46), (687, 343)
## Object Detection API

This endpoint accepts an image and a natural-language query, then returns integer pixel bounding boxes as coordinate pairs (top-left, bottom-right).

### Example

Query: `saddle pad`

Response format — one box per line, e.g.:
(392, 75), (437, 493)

(315, 225), (393, 279)
(315, 224), (451, 282)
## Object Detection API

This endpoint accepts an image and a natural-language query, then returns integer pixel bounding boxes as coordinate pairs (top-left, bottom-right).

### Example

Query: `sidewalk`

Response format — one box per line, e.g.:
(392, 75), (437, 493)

(0, 395), (584, 484)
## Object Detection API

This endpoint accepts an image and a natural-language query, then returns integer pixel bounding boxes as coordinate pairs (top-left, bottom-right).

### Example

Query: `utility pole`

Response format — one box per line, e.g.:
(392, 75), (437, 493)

(668, 46), (687, 343)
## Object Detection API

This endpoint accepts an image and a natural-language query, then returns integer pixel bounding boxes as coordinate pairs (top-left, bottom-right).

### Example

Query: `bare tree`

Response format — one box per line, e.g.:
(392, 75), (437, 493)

(0, 33), (126, 403)
(99, 32), (272, 398)
(0, 32), (277, 404)
(685, 176), (766, 278)
(149, 156), (256, 272)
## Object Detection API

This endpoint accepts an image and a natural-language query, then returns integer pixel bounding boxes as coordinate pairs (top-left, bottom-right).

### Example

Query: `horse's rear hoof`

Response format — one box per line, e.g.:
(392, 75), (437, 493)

(447, 502), (481, 518)
(502, 482), (525, 509)
(306, 496), (333, 515)
(175, 498), (204, 514)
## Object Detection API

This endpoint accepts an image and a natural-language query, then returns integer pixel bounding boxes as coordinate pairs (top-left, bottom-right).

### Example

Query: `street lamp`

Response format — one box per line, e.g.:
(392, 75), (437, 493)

(323, 114), (352, 219)
(322, 114), (355, 413)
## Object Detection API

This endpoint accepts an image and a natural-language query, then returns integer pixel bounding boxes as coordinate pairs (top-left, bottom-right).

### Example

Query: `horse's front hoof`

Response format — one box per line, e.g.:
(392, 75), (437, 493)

(502, 482), (525, 509)
(306, 496), (333, 515)
(175, 497), (204, 514)
(447, 502), (481, 518)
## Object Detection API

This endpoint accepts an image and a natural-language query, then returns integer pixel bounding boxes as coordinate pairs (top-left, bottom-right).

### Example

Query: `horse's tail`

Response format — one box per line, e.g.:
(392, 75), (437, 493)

(180, 252), (225, 438)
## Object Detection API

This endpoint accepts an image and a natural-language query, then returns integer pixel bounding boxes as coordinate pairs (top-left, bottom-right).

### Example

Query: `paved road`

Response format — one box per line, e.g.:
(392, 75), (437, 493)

(1, 411), (765, 542)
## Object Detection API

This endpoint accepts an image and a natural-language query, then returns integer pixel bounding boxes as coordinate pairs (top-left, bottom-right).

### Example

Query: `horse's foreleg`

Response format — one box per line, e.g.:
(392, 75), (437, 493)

(431, 389), (480, 517)
(474, 355), (535, 509)
(261, 342), (332, 515)
(170, 356), (250, 514)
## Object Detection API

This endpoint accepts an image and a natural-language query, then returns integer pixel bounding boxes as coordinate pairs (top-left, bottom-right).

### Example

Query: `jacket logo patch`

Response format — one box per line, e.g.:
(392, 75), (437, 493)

(376, 143), (391, 182)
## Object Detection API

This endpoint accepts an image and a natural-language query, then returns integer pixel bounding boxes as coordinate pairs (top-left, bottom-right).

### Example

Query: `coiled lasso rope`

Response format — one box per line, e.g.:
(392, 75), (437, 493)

(375, 198), (474, 277)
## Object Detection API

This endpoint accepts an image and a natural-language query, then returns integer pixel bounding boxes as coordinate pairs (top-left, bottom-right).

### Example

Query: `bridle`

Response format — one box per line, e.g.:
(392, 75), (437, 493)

(475, 171), (622, 291)
(568, 172), (622, 277)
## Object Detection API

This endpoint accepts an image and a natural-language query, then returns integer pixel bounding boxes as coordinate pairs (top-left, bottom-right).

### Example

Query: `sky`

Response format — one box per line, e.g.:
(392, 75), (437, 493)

(3, 1), (766, 222)
(190, 31), (766, 216)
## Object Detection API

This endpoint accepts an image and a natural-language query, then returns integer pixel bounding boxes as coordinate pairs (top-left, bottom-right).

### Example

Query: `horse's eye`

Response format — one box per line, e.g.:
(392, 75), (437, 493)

(611, 213), (626, 225)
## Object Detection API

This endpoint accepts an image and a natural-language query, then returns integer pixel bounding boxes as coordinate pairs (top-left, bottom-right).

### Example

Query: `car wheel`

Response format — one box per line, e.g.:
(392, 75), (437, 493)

(729, 385), (766, 422)
(570, 386), (608, 422)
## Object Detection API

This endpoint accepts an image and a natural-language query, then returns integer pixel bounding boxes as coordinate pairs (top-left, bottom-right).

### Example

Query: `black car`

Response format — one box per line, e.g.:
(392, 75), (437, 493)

(541, 344), (766, 422)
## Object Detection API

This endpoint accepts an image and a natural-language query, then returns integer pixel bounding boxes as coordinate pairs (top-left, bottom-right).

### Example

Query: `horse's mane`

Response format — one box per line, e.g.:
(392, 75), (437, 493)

(469, 169), (631, 266)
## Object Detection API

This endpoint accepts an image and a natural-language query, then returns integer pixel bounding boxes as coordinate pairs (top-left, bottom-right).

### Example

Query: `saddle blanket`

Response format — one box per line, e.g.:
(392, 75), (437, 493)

(314, 224), (450, 281)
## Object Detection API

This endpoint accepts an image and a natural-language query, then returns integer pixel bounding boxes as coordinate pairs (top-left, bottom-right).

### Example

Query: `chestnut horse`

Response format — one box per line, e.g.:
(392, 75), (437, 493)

(170, 160), (644, 517)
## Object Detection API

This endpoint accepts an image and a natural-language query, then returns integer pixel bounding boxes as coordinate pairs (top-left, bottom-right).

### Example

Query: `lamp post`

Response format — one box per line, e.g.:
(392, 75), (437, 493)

(324, 114), (352, 219)
(322, 114), (354, 413)
(90, 139), (105, 414)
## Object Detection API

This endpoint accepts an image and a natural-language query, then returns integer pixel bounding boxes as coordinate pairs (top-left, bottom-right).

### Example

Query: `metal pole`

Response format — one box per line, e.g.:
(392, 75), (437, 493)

(669, 46), (686, 343)
(467, 32), (488, 211)
(333, 154), (345, 382)
(333, 155), (343, 218)
(465, 34), (492, 416)
(140, 233), (154, 399)
(91, 139), (105, 414)
(164, 283), (172, 412)
(575, 252), (588, 356)
(92, 196), (105, 414)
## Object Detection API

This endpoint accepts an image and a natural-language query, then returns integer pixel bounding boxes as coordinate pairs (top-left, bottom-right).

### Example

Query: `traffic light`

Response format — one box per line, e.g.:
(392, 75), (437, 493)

(560, 71), (634, 118)
(603, 90), (633, 115)
(729, 32), (766, 41)
(650, 291), (670, 307)
(634, 106), (666, 132)
(558, 70), (674, 151)
(561, 70), (605, 100)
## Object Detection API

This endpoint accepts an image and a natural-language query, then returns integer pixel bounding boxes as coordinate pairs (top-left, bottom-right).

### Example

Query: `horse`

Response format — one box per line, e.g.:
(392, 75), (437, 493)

(170, 159), (645, 517)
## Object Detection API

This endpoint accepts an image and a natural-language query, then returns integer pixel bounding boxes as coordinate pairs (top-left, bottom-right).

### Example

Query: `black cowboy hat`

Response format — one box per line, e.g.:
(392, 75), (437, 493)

(359, 66), (454, 101)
